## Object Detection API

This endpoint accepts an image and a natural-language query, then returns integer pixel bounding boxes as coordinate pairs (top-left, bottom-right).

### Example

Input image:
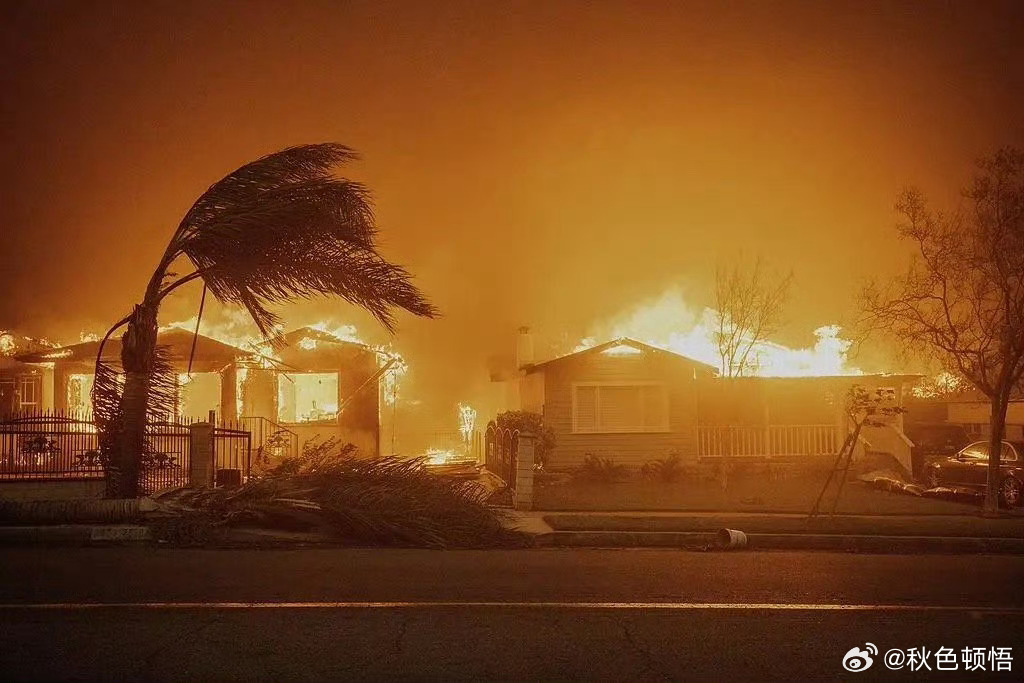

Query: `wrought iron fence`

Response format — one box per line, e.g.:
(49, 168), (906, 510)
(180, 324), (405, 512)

(0, 411), (102, 480)
(0, 409), (256, 492)
(484, 422), (519, 489)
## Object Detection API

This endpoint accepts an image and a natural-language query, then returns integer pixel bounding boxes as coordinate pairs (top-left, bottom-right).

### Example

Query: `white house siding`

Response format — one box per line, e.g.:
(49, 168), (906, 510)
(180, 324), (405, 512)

(539, 350), (702, 469)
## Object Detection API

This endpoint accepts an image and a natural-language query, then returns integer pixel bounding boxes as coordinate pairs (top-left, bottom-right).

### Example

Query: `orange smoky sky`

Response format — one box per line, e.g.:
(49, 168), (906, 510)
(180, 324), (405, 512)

(1, 0), (1023, 422)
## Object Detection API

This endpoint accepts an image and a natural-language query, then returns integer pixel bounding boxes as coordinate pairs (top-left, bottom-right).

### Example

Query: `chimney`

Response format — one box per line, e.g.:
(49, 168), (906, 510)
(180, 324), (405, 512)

(516, 326), (535, 369)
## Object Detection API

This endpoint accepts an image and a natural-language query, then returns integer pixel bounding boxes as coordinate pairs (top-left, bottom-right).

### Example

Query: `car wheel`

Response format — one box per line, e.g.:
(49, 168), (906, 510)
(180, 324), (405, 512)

(927, 468), (941, 489)
(999, 477), (1022, 509)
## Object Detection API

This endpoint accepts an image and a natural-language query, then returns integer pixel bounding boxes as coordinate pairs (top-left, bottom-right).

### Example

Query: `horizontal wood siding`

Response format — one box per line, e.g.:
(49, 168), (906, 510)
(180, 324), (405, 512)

(542, 351), (700, 469)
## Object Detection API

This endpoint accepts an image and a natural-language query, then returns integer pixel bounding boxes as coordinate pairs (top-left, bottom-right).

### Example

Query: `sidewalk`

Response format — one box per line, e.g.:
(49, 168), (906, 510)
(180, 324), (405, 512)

(506, 510), (1024, 553)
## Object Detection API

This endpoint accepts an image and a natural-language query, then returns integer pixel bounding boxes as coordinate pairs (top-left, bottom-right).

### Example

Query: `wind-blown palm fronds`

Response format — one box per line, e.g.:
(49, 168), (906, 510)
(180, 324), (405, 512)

(94, 144), (437, 497)
(162, 143), (435, 337)
(165, 439), (527, 548)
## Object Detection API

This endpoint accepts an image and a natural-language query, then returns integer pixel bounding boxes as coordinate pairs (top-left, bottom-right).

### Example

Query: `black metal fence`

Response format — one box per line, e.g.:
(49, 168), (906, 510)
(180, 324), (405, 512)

(0, 412), (103, 481)
(0, 409), (255, 493)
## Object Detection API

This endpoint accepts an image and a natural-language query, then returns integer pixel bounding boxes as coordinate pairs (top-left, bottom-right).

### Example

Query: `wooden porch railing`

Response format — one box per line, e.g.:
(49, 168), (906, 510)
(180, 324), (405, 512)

(698, 424), (841, 457)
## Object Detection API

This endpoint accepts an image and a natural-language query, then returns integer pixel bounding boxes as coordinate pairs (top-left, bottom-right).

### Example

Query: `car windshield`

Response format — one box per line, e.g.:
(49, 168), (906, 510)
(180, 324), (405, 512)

(960, 443), (989, 459)
(960, 441), (1020, 461)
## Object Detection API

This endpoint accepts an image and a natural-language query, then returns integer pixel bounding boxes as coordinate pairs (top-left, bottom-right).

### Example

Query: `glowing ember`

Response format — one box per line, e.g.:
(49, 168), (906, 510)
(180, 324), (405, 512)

(912, 371), (967, 398)
(380, 350), (407, 407)
(424, 448), (460, 465)
(575, 289), (860, 377)
(0, 332), (14, 355)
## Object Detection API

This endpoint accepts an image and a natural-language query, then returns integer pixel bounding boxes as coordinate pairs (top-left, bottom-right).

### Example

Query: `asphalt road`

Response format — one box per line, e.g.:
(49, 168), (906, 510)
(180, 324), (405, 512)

(0, 548), (1022, 682)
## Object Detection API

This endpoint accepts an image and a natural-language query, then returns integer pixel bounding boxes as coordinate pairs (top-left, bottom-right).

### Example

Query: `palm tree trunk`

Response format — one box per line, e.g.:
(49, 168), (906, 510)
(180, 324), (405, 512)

(106, 303), (158, 498)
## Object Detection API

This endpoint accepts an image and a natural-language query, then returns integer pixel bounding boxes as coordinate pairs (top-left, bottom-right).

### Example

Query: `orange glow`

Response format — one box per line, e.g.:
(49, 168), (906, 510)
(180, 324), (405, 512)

(576, 289), (860, 377)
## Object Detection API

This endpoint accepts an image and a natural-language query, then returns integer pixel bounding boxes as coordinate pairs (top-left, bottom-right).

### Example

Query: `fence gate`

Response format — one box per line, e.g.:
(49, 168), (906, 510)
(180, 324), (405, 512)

(213, 426), (252, 486)
(141, 421), (192, 494)
(484, 422), (519, 490)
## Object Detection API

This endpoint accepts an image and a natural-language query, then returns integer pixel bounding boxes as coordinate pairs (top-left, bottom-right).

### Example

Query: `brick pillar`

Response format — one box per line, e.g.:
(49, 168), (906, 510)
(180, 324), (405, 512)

(189, 422), (214, 487)
(514, 431), (536, 510)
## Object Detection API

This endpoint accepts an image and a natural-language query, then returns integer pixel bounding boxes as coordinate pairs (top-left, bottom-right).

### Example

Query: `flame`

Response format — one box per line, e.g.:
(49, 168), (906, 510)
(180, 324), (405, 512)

(380, 352), (407, 407)
(575, 289), (860, 377)
(458, 403), (477, 441)
(162, 308), (272, 353)
(0, 332), (14, 356)
(308, 321), (362, 343)
(912, 371), (966, 398)
(423, 447), (460, 465)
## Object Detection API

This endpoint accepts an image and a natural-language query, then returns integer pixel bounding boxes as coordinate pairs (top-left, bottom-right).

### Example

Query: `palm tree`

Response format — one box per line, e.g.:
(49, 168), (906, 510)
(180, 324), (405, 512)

(93, 144), (437, 497)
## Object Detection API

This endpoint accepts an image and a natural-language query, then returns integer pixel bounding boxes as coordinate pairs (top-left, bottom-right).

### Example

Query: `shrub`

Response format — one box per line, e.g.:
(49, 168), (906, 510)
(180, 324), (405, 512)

(495, 410), (556, 468)
(641, 453), (683, 483)
(573, 453), (628, 483)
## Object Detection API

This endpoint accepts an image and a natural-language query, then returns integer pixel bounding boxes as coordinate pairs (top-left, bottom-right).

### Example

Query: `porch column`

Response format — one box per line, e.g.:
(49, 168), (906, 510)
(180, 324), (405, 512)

(514, 431), (536, 510)
(220, 364), (238, 424)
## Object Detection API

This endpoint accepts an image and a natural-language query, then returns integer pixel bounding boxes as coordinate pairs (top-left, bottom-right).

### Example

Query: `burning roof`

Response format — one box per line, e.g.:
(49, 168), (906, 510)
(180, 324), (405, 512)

(14, 328), (250, 369)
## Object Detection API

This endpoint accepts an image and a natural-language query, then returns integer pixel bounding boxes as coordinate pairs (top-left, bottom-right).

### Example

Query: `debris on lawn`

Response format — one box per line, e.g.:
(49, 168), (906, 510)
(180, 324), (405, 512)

(857, 469), (983, 504)
(714, 528), (748, 549)
(146, 438), (531, 548)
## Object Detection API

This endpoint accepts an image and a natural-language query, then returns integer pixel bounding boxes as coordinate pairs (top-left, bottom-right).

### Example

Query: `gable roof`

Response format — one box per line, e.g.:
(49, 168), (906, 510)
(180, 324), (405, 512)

(524, 337), (718, 375)
(279, 326), (374, 353)
(14, 328), (249, 366)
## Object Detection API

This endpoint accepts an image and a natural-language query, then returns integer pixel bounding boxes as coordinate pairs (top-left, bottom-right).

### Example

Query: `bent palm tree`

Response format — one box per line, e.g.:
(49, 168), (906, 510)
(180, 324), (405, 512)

(94, 144), (437, 497)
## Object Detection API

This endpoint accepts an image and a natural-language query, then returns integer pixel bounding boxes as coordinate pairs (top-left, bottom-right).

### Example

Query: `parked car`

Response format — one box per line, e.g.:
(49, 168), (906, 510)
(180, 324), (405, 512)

(904, 423), (970, 480)
(922, 440), (1023, 508)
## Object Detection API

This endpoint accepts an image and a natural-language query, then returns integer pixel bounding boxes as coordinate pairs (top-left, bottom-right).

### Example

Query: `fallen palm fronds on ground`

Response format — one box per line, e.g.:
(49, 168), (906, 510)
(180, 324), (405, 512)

(858, 470), (983, 504)
(152, 439), (529, 548)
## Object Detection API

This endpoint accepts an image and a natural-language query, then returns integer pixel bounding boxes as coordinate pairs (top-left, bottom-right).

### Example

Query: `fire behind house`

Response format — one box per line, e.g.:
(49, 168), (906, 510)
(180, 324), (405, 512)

(493, 329), (919, 473)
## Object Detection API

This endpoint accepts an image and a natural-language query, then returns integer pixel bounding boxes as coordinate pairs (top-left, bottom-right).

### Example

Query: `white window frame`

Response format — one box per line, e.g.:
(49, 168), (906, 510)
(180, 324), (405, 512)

(571, 381), (670, 434)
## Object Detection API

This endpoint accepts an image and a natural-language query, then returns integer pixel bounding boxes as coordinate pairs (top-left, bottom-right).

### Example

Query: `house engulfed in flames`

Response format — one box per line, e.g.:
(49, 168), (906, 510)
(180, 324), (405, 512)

(8, 326), (386, 457)
(494, 328), (919, 473)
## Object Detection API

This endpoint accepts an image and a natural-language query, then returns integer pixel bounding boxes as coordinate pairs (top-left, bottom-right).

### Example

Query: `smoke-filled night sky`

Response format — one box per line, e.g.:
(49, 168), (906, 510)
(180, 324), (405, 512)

(2, 0), (1023, 424)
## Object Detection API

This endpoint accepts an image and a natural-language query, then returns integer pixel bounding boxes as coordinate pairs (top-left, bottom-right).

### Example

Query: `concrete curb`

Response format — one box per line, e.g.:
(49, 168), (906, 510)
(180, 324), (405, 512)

(0, 525), (152, 546)
(536, 530), (1024, 553)
(540, 512), (1024, 537)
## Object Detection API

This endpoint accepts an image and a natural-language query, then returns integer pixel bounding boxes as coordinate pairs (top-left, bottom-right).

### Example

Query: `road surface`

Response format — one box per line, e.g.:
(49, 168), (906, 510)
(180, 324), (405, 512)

(0, 548), (1021, 681)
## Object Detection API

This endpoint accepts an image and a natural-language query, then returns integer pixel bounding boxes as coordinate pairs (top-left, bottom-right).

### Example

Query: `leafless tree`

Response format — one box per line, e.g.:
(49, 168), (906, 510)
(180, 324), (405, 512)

(94, 144), (437, 498)
(714, 256), (792, 377)
(862, 148), (1024, 514)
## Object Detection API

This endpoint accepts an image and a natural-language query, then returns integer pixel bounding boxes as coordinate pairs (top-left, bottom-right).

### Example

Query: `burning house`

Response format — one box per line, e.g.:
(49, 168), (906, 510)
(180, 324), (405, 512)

(8, 326), (386, 457)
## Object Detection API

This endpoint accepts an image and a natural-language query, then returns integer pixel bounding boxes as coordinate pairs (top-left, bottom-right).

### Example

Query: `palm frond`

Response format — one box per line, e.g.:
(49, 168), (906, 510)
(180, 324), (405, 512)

(167, 144), (436, 337)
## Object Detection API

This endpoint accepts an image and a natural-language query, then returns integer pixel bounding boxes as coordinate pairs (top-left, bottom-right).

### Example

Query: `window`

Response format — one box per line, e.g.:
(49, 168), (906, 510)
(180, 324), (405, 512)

(278, 373), (339, 423)
(572, 383), (669, 433)
(16, 375), (41, 409)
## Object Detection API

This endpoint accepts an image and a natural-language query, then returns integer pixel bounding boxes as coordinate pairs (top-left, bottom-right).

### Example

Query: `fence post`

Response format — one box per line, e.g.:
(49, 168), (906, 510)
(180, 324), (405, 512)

(514, 431), (536, 511)
(188, 422), (214, 487)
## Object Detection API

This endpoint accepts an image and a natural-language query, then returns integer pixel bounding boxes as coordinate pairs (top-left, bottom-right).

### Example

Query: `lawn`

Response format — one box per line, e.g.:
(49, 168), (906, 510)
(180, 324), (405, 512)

(534, 468), (985, 515)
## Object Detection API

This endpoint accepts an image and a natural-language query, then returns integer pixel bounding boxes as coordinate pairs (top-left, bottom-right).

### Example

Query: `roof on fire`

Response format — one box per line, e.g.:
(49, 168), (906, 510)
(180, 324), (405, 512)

(14, 327), (249, 366)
